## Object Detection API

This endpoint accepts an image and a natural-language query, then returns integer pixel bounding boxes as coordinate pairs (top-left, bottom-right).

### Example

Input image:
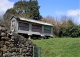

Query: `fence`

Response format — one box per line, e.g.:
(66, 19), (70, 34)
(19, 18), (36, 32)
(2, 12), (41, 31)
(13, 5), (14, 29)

(33, 46), (41, 57)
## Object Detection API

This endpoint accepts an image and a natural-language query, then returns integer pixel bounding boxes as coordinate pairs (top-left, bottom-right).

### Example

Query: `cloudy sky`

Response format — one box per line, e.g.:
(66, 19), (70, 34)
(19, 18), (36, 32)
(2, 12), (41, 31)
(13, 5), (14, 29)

(0, 0), (80, 24)
(0, 0), (14, 16)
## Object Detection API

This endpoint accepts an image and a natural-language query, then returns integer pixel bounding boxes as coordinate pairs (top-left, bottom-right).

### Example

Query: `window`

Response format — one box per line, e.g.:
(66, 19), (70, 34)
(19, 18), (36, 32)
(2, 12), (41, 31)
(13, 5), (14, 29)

(18, 22), (29, 31)
(32, 24), (42, 32)
(44, 26), (51, 33)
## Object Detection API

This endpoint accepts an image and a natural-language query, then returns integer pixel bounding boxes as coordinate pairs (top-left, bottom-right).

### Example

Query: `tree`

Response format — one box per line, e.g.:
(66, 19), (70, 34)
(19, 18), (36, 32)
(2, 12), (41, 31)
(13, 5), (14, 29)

(59, 17), (78, 37)
(4, 0), (42, 19)
(13, 1), (29, 18)
(28, 0), (42, 20)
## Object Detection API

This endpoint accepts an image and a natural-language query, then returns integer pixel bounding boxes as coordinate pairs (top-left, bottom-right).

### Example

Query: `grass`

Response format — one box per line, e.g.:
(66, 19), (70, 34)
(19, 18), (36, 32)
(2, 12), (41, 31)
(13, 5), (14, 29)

(32, 38), (80, 57)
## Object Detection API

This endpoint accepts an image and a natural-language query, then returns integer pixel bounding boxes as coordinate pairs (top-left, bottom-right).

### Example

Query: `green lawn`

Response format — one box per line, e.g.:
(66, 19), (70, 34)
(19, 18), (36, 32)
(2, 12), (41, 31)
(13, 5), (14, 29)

(32, 38), (80, 57)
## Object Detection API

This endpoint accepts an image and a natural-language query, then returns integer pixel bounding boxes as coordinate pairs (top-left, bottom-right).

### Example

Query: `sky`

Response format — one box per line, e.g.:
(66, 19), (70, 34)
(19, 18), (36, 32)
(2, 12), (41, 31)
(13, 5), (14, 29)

(0, 0), (80, 24)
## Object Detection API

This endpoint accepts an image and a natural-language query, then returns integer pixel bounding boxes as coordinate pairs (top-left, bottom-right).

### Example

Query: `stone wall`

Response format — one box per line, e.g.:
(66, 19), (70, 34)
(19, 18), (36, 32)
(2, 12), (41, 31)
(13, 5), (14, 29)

(0, 26), (35, 57)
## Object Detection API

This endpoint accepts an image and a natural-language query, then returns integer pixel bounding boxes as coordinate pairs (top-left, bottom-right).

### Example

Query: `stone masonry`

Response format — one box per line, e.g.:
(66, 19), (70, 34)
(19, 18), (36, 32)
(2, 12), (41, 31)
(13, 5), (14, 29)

(0, 25), (36, 57)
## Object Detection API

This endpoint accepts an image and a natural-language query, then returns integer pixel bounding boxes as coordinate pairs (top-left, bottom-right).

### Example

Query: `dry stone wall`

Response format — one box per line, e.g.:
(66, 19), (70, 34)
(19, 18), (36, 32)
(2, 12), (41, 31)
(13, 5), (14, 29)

(0, 26), (35, 57)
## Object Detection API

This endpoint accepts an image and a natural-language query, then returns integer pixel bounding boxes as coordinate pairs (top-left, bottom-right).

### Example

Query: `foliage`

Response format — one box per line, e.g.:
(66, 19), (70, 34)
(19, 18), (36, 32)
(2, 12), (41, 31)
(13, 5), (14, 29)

(13, 1), (29, 18)
(59, 19), (80, 37)
(4, 0), (42, 19)
(28, 0), (42, 20)
(32, 38), (80, 57)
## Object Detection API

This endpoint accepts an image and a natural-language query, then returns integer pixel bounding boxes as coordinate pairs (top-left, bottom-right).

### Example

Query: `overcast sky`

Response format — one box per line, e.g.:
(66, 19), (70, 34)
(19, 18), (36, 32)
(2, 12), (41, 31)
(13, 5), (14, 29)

(0, 0), (80, 24)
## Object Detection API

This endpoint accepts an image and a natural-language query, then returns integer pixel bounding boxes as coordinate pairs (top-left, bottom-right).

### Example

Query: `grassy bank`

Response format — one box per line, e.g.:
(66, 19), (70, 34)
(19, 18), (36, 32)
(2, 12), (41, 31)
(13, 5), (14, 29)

(32, 38), (80, 57)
